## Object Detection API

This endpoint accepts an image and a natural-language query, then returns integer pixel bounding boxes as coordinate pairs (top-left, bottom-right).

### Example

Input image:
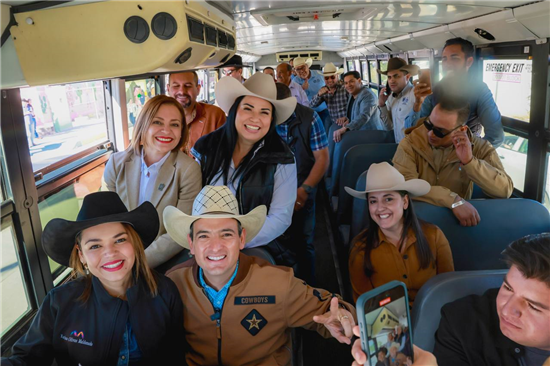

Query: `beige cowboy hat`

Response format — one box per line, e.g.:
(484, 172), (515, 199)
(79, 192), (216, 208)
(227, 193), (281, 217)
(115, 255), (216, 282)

(322, 62), (344, 77)
(345, 162), (430, 199)
(215, 72), (297, 125)
(293, 57), (313, 68)
(377, 57), (420, 76)
(163, 185), (267, 250)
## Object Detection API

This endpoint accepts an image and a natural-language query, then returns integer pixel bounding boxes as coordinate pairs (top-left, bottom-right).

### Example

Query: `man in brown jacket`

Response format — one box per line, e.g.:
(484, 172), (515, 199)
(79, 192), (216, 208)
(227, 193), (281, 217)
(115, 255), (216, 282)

(393, 97), (513, 227)
(168, 71), (226, 156)
(163, 185), (356, 366)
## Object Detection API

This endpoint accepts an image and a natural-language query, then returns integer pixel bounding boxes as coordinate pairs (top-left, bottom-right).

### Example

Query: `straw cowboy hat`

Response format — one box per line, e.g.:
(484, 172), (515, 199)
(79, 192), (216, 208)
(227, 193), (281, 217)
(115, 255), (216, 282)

(42, 192), (159, 267)
(377, 57), (420, 76)
(164, 185), (267, 250)
(215, 72), (297, 125)
(345, 162), (430, 199)
(322, 62), (344, 77)
(293, 57), (313, 68)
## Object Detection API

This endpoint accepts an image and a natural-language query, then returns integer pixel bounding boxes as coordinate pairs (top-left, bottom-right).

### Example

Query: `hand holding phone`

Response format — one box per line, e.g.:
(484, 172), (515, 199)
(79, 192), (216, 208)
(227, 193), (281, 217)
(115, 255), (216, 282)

(356, 281), (414, 366)
(417, 69), (432, 97)
(384, 81), (390, 96)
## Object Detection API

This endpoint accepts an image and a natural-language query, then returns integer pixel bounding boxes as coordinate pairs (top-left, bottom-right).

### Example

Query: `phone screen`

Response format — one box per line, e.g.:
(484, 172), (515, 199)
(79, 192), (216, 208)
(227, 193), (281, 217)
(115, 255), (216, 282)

(362, 285), (413, 366)
(384, 82), (390, 96)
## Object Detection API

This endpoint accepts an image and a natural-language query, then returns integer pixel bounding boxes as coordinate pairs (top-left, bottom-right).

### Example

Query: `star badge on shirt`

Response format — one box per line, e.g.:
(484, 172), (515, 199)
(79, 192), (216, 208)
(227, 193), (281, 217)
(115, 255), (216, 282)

(241, 309), (267, 336)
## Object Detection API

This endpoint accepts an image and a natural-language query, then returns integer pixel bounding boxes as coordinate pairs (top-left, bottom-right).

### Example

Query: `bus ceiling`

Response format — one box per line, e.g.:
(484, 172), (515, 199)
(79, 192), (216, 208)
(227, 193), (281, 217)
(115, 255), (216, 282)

(0, 1), (236, 89)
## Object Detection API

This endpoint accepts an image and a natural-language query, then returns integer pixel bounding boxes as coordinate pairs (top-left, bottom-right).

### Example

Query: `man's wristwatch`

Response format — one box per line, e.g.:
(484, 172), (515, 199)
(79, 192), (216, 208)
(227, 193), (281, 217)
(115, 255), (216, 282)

(451, 199), (466, 209)
(301, 184), (314, 194)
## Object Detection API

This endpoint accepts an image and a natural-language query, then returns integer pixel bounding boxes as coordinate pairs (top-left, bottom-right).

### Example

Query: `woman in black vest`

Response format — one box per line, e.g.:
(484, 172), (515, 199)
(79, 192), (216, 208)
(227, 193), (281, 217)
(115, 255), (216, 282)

(192, 72), (297, 264)
(3, 192), (186, 366)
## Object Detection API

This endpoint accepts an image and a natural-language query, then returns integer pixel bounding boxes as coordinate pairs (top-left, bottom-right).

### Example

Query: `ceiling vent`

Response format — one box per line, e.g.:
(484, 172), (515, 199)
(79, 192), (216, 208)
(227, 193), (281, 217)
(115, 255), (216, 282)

(252, 5), (378, 26)
(276, 51), (323, 62)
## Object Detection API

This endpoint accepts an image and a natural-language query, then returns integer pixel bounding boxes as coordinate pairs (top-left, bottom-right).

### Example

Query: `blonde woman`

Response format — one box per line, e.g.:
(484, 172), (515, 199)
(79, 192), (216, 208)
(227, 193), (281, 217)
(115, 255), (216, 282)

(102, 95), (202, 269)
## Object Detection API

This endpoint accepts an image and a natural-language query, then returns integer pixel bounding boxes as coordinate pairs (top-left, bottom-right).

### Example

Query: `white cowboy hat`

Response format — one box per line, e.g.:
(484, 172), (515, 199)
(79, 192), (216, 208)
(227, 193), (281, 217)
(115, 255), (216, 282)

(293, 57), (313, 68)
(322, 62), (344, 77)
(345, 162), (430, 199)
(163, 185), (267, 250)
(215, 72), (297, 125)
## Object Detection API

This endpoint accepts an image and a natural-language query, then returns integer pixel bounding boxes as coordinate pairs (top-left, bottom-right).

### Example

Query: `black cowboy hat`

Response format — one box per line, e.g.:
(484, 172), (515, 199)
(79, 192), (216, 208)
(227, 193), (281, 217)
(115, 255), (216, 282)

(42, 191), (159, 267)
(217, 54), (245, 69)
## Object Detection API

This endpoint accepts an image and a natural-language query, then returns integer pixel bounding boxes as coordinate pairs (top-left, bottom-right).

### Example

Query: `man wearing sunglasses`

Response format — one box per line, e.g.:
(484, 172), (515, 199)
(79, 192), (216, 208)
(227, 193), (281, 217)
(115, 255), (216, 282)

(393, 92), (513, 227)
(310, 62), (348, 131)
(218, 55), (247, 84)
(404, 37), (503, 148)
(277, 63), (310, 107)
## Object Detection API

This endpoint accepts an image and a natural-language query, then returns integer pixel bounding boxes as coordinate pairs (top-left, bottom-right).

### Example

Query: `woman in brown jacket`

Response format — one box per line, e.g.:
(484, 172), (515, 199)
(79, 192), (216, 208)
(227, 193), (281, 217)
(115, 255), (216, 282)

(347, 162), (454, 304)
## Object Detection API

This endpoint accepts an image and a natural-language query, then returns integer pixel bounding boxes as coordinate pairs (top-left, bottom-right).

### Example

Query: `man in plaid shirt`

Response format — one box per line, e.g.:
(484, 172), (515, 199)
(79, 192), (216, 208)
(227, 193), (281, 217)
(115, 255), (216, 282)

(310, 62), (349, 131)
(275, 83), (329, 285)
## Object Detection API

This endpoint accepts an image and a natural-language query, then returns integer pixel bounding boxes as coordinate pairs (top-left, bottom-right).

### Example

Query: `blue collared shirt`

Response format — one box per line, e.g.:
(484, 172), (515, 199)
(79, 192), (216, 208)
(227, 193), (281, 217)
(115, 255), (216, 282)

(289, 80), (310, 107)
(293, 70), (327, 113)
(404, 73), (503, 147)
(199, 261), (239, 311)
(276, 111), (329, 152)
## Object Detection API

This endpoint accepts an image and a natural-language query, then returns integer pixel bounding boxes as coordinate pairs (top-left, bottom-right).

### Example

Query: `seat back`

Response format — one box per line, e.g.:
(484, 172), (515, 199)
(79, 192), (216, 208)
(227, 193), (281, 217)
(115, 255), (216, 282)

(241, 247), (276, 265)
(329, 130), (394, 197)
(326, 123), (339, 179)
(350, 170), (369, 243)
(350, 197), (550, 269)
(411, 270), (507, 352)
(337, 144), (398, 224)
(414, 199), (550, 270)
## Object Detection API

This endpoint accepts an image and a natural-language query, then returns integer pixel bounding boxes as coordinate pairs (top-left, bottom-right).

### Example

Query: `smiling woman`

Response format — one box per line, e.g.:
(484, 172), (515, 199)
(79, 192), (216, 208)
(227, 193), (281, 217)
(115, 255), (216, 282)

(102, 95), (202, 269)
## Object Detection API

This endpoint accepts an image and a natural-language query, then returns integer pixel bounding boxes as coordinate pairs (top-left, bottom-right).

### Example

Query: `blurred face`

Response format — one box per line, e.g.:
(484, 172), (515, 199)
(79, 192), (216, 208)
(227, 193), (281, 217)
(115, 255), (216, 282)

(143, 104), (183, 159)
(324, 74), (338, 88)
(78, 222), (135, 290)
(344, 75), (362, 96)
(263, 68), (276, 81)
(377, 351), (386, 361)
(295, 63), (310, 79)
(496, 265), (550, 350)
(276, 64), (292, 85)
(168, 72), (200, 109)
(189, 218), (245, 288)
(368, 191), (409, 234)
(425, 105), (460, 148)
(390, 347), (398, 358)
(235, 96), (273, 146)
(387, 70), (410, 94)
(223, 67), (243, 80)
(442, 44), (474, 76)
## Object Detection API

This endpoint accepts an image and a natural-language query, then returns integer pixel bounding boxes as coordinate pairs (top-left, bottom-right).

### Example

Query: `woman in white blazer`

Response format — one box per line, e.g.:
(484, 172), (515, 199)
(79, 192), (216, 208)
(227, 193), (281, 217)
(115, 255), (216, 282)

(102, 95), (202, 268)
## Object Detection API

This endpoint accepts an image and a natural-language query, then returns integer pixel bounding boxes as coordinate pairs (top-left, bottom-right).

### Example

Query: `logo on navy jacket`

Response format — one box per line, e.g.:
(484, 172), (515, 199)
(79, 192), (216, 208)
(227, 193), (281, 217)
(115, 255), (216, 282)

(60, 329), (94, 346)
(241, 309), (268, 336)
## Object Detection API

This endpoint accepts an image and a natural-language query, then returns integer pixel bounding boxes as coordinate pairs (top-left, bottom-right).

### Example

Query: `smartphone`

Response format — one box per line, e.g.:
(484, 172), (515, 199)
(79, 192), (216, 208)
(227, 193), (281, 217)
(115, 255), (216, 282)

(356, 281), (414, 366)
(384, 81), (390, 96)
(418, 69), (432, 93)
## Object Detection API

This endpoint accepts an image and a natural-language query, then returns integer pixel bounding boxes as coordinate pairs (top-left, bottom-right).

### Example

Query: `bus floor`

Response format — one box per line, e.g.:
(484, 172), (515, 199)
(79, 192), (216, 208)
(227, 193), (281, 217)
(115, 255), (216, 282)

(297, 183), (354, 366)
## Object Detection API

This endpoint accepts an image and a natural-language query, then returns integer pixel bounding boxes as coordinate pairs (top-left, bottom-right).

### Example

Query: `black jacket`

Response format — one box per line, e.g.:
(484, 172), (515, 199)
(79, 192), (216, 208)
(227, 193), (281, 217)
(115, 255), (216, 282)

(285, 104), (316, 188)
(433, 288), (525, 366)
(3, 274), (186, 366)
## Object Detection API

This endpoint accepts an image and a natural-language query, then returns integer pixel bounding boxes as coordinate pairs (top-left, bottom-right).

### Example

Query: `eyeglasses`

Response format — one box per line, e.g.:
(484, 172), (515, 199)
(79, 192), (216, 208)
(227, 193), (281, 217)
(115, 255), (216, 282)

(295, 65), (307, 72)
(324, 75), (336, 80)
(423, 118), (463, 138)
(222, 69), (236, 76)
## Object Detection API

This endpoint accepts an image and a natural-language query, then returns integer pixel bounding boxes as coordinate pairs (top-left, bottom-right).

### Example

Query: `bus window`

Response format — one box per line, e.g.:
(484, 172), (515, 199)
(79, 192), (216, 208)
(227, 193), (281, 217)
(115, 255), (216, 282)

(20, 81), (108, 174)
(347, 60), (355, 71)
(483, 59), (532, 123)
(496, 132), (528, 192)
(379, 60), (388, 85)
(37, 164), (105, 281)
(208, 70), (218, 103)
(369, 61), (378, 85)
(1, 216), (32, 337)
(361, 61), (369, 82)
(354, 60), (361, 73)
(242, 67), (253, 80)
(411, 59), (430, 81)
(0, 141), (11, 202)
(126, 78), (157, 140)
(438, 60), (443, 82)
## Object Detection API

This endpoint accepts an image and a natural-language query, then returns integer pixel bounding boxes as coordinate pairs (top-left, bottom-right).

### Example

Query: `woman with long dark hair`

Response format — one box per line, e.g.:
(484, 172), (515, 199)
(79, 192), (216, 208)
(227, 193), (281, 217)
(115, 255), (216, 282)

(347, 162), (454, 304)
(192, 72), (298, 263)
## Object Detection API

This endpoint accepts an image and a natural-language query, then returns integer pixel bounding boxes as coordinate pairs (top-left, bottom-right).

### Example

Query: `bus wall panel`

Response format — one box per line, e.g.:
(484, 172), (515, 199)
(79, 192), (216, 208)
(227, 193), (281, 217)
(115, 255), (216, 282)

(7, 1), (235, 87)
(514, 1), (550, 39)
(0, 37), (25, 89)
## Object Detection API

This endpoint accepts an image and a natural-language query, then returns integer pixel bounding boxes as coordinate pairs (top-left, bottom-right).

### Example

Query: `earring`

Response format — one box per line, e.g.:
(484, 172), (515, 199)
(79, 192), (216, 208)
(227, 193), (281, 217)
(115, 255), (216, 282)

(84, 263), (90, 275)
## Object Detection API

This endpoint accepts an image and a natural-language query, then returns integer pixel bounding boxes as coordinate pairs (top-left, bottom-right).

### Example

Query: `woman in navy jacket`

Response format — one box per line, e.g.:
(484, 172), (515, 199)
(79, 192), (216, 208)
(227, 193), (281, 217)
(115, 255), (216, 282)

(3, 192), (186, 366)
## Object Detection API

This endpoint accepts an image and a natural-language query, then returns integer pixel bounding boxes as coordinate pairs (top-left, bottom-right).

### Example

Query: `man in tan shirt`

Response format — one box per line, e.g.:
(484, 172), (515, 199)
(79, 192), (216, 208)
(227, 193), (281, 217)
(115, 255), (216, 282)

(393, 97), (513, 227)
(168, 71), (226, 155)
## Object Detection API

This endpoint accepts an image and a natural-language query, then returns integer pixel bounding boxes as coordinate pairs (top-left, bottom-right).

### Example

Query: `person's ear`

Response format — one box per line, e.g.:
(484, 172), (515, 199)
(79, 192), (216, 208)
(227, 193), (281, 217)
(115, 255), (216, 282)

(188, 234), (195, 255)
(403, 194), (410, 210)
(466, 56), (474, 69)
(239, 228), (246, 250)
(77, 245), (85, 264)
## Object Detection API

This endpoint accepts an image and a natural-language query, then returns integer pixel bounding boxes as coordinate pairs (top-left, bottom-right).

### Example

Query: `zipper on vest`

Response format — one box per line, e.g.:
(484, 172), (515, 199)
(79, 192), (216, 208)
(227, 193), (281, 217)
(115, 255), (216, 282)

(203, 287), (224, 365)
